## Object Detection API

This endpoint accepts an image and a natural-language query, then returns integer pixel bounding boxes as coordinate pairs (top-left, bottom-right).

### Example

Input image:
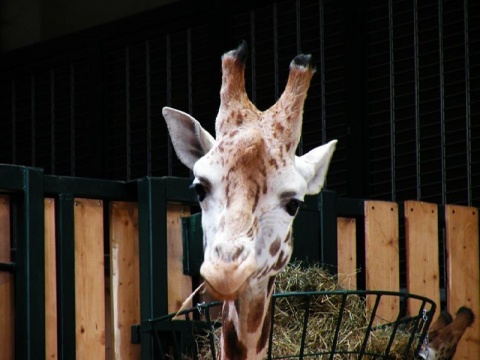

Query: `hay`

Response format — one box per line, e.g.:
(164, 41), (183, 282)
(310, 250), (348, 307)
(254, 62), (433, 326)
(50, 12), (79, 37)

(178, 262), (422, 359)
(270, 262), (419, 359)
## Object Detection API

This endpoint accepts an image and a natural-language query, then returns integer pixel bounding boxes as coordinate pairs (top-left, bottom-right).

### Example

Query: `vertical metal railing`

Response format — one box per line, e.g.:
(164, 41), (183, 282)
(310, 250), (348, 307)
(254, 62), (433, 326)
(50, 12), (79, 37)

(388, 0), (396, 202)
(463, 0), (472, 206)
(438, 0), (447, 205)
(125, 46), (132, 181)
(413, 0), (421, 200)
(70, 63), (76, 176)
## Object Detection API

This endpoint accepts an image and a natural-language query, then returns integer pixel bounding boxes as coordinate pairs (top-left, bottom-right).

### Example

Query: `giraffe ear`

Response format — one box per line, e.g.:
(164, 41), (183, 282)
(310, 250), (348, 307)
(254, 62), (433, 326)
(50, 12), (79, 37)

(295, 140), (337, 195)
(162, 107), (216, 169)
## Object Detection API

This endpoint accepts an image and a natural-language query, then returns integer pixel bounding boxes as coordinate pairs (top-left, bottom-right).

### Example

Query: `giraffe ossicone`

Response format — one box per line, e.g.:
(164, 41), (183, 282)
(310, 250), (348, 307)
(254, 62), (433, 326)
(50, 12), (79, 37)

(163, 41), (336, 359)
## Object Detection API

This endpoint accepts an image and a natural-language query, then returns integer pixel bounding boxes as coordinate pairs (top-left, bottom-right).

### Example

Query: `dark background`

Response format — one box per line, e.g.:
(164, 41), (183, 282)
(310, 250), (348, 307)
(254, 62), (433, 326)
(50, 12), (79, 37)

(0, 0), (479, 207)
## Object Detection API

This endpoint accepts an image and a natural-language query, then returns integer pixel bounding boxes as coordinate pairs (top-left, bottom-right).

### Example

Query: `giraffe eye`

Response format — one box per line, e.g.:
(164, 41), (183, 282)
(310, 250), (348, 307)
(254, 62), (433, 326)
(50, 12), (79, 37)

(285, 199), (303, 216)
(190, 183), (208, 202)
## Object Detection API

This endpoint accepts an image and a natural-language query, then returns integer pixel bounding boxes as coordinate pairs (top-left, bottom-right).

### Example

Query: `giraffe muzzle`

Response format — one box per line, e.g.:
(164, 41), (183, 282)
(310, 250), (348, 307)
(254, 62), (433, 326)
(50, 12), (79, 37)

(200, 253), (257, 301)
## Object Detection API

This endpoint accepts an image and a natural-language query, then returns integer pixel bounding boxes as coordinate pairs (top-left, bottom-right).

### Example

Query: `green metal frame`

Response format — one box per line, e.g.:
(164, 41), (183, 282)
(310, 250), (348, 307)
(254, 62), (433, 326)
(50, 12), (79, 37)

(145, 290), (436, 360)
(0, 163), (371, 360)
(0, 164), (199, 360)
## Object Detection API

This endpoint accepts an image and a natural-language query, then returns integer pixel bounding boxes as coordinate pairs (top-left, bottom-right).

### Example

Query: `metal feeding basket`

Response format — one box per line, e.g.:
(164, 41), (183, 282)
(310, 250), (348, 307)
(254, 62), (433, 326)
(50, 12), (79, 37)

(144, 290), (436, 359)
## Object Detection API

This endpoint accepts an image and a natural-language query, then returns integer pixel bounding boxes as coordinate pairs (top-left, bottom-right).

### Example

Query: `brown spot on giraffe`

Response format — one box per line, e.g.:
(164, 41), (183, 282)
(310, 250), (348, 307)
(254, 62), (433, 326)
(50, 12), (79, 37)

(269, 158), (279, 170)
(272, 250), (289, 272)
(256, 300), (271, 354)
(223, 320), (247, 360)
(247, 295), (265, 333)
(269, 238), (281, 256)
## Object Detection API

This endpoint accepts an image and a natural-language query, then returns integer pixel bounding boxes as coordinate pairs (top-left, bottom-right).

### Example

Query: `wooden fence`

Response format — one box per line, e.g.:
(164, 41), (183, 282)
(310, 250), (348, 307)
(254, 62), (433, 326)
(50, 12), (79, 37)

(0, 166), (478, 359)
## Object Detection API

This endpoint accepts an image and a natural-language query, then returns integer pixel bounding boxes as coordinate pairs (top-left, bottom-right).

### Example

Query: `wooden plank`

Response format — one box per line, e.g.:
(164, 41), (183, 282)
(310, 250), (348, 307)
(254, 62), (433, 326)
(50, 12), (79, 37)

(337, 217), (357, 289)
(109, 202), (141, 360)
(44, 198), (58, 359)
(404, 201), (440, 320)
(74, 198), (106, 359)
(364, 201), (399, 323)
(0, 195), (14, 359)
(167, 203), (192, 314)
(445, 205), (480, 360)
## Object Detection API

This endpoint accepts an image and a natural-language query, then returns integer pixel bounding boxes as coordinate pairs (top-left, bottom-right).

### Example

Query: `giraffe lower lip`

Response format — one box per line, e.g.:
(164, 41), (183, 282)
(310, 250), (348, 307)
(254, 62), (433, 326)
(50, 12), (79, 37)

(203, 279), (243, 301)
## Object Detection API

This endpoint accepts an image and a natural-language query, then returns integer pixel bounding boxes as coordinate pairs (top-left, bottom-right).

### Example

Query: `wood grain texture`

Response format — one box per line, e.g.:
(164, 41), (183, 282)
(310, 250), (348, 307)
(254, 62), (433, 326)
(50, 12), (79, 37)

(445, 205), (480, 360)
(337, 217), (357, 289)
(167, 203), (192, 314)
(109, 202), (141, 360)
(364, 201), (399, 323)
(44, 199), (58, 359)
(74, 198), (106, 360)
(404, 201), (440, 320)
(0, 195), (14, 359)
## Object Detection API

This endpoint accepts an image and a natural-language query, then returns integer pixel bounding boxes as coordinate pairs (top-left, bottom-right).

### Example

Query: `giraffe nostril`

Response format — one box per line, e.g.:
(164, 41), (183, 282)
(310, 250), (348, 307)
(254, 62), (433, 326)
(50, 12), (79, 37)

(231, 245), (244, 261)
(212, 243), (246, 262)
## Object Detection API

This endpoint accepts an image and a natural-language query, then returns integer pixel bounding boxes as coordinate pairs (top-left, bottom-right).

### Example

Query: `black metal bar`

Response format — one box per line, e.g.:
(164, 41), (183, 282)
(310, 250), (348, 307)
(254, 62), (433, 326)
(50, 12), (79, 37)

(383, 295), (407, 355)
(31, 75), (36, 166)
(11, 79), (17, 164)
(50, 69), (56, 175)
(296, 0), (301, 54)
(329, 293), (348, 359)
(336, 196), (365, 218)
(0, 164), (38, 191)
(319, 0), (326, 144)
(43, 174), (135, 200)
(318, 190), (337, 270)
(126, 46), (132, 181)
(182, 214), (204, 276)
(358, 294), (382, 359)
(413, 0), (421, 200)
(153, 326), (167, 360)
(146, 40), (152, 176)
(55, 193), (77, 359)
(138, 177), (168, 360)
(166, 34), (173, 177)
(273, 2), (279, 101)
(70, 63), (76, 176)
(299, 295), (311, 358)
(464, 0), (472, 206)
(187, 28), (193, 116)
(389, 0), (396, 202)
(15, 166), (46, 359)
(0, 262), (15, 272)
(206, 307), (218, 360)
(438, 0), (446, 205)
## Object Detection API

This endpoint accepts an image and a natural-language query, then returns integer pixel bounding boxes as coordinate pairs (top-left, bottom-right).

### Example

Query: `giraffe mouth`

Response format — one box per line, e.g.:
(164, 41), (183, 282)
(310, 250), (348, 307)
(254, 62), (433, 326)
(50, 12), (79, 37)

(200, 256), (257, 301)
(203, 279), (248, 301)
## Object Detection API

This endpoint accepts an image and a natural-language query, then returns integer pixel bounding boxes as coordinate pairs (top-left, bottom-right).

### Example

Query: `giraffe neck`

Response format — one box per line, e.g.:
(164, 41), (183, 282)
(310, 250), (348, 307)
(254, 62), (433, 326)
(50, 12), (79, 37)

(220, 276), (275, 360)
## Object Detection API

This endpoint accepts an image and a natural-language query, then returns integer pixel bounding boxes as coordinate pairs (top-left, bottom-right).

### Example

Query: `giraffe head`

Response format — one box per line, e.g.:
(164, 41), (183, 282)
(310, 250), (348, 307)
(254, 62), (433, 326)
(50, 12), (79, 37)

(163, 41), (336, 301)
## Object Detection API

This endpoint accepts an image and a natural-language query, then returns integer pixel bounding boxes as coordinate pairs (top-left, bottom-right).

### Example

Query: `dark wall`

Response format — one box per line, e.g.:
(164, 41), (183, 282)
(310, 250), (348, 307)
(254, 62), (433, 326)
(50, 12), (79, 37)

(0, 0), (479, 207)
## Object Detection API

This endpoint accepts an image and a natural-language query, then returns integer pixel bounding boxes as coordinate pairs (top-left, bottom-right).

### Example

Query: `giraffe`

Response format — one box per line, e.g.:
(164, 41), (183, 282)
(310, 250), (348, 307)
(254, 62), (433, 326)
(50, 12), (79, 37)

(418, 306), (475, 360)
(163, 41), (336, 360)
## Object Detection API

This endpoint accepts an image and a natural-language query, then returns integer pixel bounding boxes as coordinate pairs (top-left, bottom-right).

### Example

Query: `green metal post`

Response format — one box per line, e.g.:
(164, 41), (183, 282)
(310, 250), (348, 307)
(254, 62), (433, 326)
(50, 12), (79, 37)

(318, 190), (338, 272)
(15, 166), (46, 359)
(137, 177), (168, 360)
